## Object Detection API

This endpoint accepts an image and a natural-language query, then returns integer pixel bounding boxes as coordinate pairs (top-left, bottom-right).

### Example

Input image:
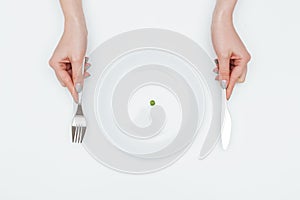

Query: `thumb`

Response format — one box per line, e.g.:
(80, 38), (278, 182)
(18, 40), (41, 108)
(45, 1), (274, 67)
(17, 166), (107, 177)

(71, 58), (85, 92)
(217, 56), (230, 88)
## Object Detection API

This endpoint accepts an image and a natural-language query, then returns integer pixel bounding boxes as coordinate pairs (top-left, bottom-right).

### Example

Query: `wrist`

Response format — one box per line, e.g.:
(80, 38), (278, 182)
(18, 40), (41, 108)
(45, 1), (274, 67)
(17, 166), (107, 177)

(212, 0), (237, 23)
(65, 15), (86, 26)
(64, 17), (88, 35)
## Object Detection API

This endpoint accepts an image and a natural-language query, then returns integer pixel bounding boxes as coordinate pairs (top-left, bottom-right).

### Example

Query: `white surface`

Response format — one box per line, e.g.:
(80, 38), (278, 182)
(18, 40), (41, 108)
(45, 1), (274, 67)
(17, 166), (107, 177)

(90, 47), (208, 156)
(1, 0), (300, 199)
(92, 49), (189, 156)
(82, 30), (217, 173)
(128, 84), (176, 129)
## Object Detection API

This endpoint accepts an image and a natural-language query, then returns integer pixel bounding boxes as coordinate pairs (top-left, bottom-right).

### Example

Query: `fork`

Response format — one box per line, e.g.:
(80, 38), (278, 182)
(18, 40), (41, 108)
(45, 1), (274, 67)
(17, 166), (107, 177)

(71, 58), (87, 143)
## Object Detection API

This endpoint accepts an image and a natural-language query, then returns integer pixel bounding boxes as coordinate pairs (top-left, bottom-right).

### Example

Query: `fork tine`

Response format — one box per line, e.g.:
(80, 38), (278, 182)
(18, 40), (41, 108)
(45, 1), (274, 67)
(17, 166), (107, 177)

(77, 125), (80, 143)
(78, 124), (82, 143)
(77, 124), (81, 143)
(75, 126), (79, 143)
(74, 126), (76, 143)
(72, 126), (76, 143)
(80, 125), (83, 143)
(80, 127), (86, 143)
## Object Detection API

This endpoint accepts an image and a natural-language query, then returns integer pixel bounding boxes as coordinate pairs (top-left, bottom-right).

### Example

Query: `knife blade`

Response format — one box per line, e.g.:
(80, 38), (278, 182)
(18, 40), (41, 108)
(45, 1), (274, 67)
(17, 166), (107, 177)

(221, 88), (232, 150)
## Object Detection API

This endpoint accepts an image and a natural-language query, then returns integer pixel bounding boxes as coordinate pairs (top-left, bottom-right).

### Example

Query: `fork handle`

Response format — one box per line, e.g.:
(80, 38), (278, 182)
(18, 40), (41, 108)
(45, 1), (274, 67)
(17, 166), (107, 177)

(78, 90), (82, 105)
(75, 57), (87, 105)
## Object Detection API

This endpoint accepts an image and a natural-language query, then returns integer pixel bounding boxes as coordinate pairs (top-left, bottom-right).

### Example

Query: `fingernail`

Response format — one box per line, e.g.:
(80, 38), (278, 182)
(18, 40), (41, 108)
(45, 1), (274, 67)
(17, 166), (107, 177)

(220, 80), (227, 89)
(75, 83), (82, 93)
(214, 74), (219, 80)
(85, 63), (91, 70)
(74, 96), (79, 104)
(85, 74), (91, 79)
(213, 68), (219, 74)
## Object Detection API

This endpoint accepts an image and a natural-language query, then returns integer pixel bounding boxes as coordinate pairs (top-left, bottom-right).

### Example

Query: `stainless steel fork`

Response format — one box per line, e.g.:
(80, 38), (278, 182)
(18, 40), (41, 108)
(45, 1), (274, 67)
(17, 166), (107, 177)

(71, 97), (87, 143)
(71, 58), (87, 143)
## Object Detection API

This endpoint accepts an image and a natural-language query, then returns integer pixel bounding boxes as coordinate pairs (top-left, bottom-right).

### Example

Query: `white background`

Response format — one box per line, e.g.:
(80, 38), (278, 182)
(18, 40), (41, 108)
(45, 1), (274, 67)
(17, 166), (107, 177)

(1, 0), (300, 199)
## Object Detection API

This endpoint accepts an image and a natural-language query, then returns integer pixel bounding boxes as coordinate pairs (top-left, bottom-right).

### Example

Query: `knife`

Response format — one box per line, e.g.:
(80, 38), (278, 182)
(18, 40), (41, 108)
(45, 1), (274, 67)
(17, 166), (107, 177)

(198, 78), (232, 159)
(221, 80), (232, 150)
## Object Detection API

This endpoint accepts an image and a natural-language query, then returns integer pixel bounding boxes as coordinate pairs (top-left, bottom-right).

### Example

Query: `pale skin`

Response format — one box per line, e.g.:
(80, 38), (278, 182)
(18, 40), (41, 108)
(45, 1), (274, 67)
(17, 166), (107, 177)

(212, 0), (251, 99)
(49, 0), (89, 103)
(49, 0), (250, 101)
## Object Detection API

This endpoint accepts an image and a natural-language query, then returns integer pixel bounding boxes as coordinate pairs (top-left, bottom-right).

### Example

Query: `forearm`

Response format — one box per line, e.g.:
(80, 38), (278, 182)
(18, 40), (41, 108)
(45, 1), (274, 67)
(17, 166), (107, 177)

(59, 0), (87, 33)
(213, 0), (237, 23)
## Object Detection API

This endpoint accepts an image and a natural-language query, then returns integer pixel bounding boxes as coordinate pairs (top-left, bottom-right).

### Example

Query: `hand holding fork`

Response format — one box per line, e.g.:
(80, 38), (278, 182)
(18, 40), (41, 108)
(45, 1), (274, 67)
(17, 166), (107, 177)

(71, 57), (90, 143)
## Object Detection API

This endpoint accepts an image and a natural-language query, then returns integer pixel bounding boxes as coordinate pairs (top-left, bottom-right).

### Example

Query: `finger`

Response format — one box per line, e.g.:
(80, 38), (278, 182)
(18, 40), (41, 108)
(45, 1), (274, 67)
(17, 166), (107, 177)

(230, 58), (248, 67)
(67, 69), (72, 76)
(213, 58), (219, 74)
(213, 67), (219, 74)
(56, 69), (78, 102)
(66, 63), (72, 70)
(230, 59), (236, 65)
(84, 72), (91, 79)
(49, 59), (67, 87)
(226, 66), (244, 100)
(237, 66), (247, 83)
(71, 57), (85, 91)
(84, 62), (91, 71)
(229, 64), (236, 72)
(217, 55), (231, 88)
(66, 62), (72, 75)
(216, 58), (236, 67)
(55, 71), (66, 87)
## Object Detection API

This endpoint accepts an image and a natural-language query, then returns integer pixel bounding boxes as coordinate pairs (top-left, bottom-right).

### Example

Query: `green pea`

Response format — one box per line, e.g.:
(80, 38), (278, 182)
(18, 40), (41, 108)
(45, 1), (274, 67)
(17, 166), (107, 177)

(150, 100), (155, 106)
